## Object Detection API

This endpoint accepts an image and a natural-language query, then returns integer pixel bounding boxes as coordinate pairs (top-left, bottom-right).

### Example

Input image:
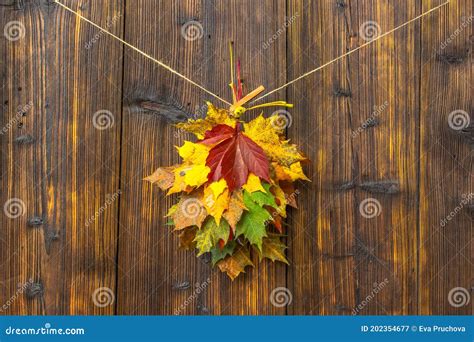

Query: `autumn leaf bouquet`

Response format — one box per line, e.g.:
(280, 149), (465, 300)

(146, 101), (309, 279)
(146, 51), (308, 279)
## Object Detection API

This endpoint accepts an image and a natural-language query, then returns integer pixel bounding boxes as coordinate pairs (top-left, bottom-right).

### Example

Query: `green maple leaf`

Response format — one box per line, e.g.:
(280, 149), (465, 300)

(235, 184), (278, 252)
(210, 241), (236, 266)
(194, 218), (230, 256)
(248, 183), (277, 207)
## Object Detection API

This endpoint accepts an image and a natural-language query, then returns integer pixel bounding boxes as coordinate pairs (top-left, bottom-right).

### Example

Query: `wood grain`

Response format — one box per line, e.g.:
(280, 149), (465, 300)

(0, 0), (124, 314)
(285, 0), (358, 315)
(116, 0), (287, 315)
(0, 0), (471, 315)
(418, 0), (473, 315)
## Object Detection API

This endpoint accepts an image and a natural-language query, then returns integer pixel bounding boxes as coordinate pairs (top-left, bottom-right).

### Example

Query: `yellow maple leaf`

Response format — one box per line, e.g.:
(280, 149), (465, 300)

(242, 173), (266, 193)
(207, 179), (227, 198)
(184, 164), (210, 187)
(177, 141), (210, 165)
(273, 161), (309, 182)
(168, 165), (191, 195)
(271, 184), (287, 218)
(243, 115), (305, 166)
(176, 102), (237, 139)
(167, 164), (209, 194)
(203, 186), (230, 225)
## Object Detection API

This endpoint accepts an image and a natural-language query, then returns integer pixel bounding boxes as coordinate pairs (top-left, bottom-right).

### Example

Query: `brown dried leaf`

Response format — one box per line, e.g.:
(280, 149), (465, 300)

(222, 190), (246, 232)
(217, 245), (254, 280)
(258, 235), (288, 264)
(178, 227), (197, 250)
(171, 193), (208, 230)
(280, 181), (298, 208)
(145, 166), (175, 191)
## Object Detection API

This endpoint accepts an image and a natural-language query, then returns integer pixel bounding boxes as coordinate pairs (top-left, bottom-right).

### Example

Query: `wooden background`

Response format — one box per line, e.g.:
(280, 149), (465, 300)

(1, 0), (472, 315)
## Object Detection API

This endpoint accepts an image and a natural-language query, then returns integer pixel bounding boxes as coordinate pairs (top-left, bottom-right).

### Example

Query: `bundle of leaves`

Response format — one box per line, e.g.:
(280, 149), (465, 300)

(146, 103), (308, 279)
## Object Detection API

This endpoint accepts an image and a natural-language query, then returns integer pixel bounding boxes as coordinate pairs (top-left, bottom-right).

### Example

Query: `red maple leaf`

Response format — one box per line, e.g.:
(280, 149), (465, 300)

(200, 124), (235, 145)
(205, 124), (270, 191)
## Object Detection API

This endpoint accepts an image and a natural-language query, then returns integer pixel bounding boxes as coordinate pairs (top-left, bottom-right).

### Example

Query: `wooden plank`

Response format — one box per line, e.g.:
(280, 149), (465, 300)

(0, 0), (124, 314)
(1, 0), (470, 316)
(418, 0), (473, 315)
(287, 0), (420, 314)
(117, 0), (287, 315)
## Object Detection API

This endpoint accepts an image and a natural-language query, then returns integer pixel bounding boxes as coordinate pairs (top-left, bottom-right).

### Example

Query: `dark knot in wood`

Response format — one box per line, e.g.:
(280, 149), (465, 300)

(437, 52), (466, 65)
(172, 281), (191, 291)
(468, 203), (474, 215)
(453, 122), (474, 145)
(336, 180), (400, 194)
(364, 117), (379, 128)
(337, 181), (357, 191)
(335, 304), (352, 312)
(0, 0), (24, 10)
(27, 216), (44, 227)
(45, 230), (59, 245)
(359, 180), (400, 194)
(25, 282), (44, 299)
(197, 304), (210, 315)
(333, 86), (352, 98)
(336, 0), (347, 9)
(14, 134), (35, 144)
(139, 100), (189, 123)
(354, 240), (386, 265)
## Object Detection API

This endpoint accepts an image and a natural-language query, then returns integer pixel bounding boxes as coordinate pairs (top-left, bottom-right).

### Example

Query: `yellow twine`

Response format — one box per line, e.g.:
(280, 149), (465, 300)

(54, 0), (449, 109)
(54, 0), (232, 106)
(253, 1), (449, 103)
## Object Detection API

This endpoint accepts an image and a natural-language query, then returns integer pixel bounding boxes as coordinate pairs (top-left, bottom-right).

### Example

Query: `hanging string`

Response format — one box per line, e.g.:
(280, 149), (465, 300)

(54, 0), (232, 106)
(55, 0), (448, 108)
(253, 1), (449, 104)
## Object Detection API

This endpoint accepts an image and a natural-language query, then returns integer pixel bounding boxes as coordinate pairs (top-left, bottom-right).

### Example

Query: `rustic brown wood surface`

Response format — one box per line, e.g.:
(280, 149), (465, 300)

(0, 0), (472, 315)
